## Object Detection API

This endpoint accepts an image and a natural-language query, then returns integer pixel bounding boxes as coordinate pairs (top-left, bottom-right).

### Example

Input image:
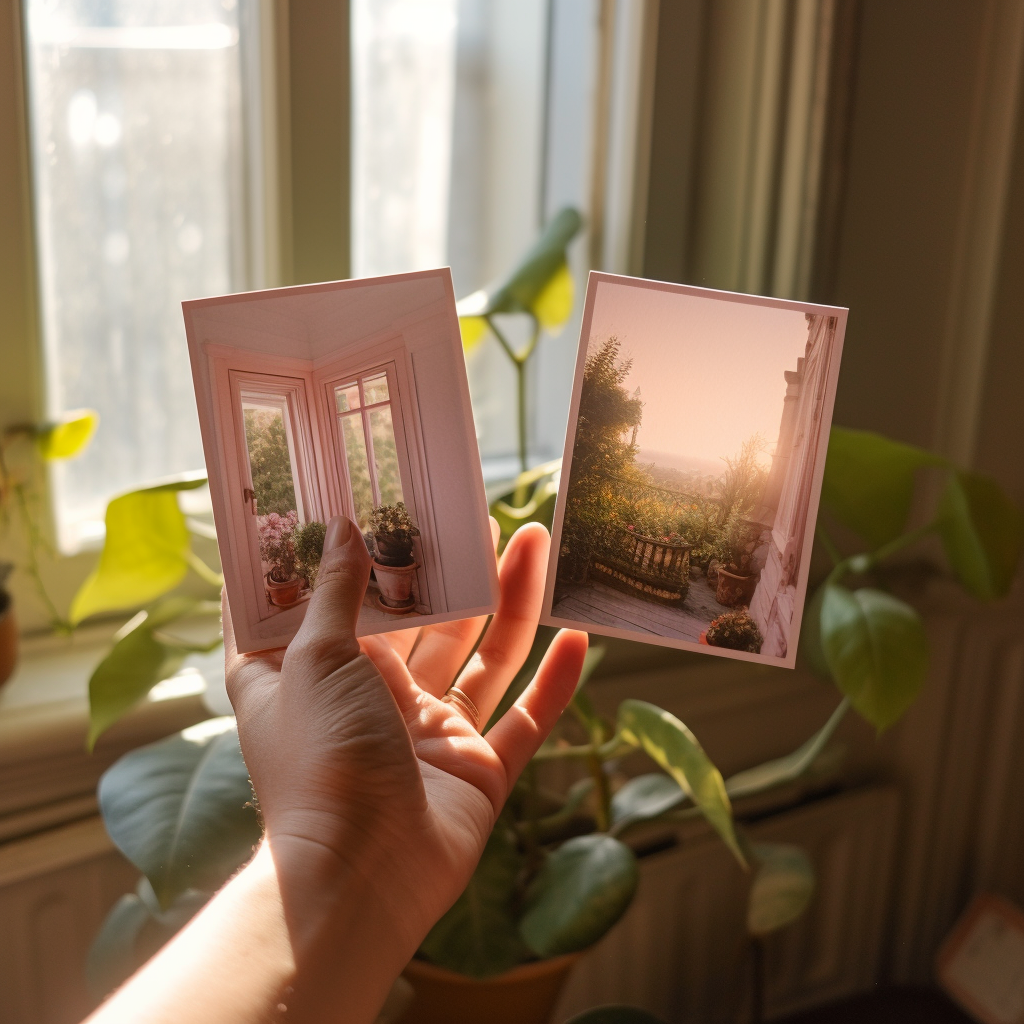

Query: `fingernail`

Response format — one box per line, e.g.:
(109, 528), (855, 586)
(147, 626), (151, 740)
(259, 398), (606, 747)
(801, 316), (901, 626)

(324, 516), (353, 552)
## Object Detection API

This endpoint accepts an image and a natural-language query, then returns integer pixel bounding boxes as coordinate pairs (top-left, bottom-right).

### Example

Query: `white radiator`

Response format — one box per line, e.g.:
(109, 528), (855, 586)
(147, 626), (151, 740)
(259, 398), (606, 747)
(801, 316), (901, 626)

(552, 785), (900, 1023)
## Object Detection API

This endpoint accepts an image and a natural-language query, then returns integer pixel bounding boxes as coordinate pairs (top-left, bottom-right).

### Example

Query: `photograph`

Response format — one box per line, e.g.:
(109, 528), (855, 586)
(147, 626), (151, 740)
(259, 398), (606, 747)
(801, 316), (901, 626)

(184, 269), (499, 654)
(542, 272), (847, 667)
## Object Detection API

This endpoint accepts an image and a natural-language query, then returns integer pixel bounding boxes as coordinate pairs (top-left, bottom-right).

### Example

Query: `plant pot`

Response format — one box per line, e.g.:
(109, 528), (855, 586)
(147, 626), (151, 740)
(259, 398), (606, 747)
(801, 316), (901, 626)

(375, 535), (415, 566)
(373, 560), (419, 607)
(699, 630), (709, 645)
(715, 566), (758, 607)
(265, 573), (302, 607)
(399, 952), (583, 1024)
(0, 595), (17, 688)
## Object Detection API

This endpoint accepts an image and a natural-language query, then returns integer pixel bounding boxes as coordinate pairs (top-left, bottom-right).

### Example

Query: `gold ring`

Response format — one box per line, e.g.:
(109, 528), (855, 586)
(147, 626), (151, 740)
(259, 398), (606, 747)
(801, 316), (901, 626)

(442, 685), (481, 730)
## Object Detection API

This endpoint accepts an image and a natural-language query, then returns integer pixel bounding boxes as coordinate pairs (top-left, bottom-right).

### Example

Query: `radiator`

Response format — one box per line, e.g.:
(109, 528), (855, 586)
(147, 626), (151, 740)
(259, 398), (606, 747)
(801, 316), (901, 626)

(552, 785), (900, 1024)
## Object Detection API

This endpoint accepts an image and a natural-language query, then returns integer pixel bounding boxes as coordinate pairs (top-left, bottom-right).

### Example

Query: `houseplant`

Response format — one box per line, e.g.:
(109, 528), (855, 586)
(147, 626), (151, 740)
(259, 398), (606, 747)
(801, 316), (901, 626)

(258, 509), (302, 606)
(703, 610), (764, 653)
(0, 408), (99, 684)
(370, 502), (420, 611)
(293, 518), (327, 591)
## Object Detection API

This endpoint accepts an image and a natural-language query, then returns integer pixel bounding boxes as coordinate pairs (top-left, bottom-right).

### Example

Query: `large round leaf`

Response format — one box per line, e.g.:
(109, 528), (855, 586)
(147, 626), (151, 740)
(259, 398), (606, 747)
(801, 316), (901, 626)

(617, 700), (744, 866)
(747, 843), (815, 936)
(938, 470), (1024, 600)
(609, 773), (687, 833)
(98, 717), (260, 908)
(821, 427), (944, 548)
(797, 582), (832, 678)
(519, 835), (638, 957)
(419, 825), (529, 978)
(820, 584), (927, 731)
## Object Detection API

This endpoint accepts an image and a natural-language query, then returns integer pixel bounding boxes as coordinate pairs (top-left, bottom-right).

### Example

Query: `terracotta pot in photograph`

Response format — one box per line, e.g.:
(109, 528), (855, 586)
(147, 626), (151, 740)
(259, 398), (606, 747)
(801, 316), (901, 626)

(0, 596), (17, 688)
(265, 573), (302, 607)
(373, 560), (418, 606)
(715, 566), (758, 607)
(699, 630), (709, 645)
(399, 952), (583, 1024)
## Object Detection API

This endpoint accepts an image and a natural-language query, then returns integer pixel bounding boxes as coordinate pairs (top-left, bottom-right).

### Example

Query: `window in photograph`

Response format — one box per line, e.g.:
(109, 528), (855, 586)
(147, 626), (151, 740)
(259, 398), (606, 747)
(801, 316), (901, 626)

(23, 0), (264, 549)
(333, 368), (407, 531)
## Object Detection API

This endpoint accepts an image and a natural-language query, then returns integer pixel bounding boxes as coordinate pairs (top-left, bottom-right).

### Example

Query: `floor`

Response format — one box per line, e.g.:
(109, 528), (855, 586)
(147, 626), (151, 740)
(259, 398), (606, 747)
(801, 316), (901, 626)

(777, 987), (972, 1023)
(550, 569), (733, 641)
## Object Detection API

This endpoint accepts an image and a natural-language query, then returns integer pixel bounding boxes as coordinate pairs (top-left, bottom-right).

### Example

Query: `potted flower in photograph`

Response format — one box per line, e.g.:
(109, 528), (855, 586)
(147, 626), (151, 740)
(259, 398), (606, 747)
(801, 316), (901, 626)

(258, 510), (302, 606)
(702, 610), (764, 653)
(293, 519), (327, 591)
(714, 517), (766, 607)
(370, 502), (420, 612)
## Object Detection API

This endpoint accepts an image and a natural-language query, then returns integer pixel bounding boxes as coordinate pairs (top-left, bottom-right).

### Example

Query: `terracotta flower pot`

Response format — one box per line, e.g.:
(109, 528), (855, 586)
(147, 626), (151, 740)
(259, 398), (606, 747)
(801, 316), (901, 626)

(265, 573), (302, 607)
(399, 953), (582, 1024)
(373, 560), (418, 607)
(699, 630), (709, 645)
(0, 597), (17, 688)
(715, 566), (758, 607)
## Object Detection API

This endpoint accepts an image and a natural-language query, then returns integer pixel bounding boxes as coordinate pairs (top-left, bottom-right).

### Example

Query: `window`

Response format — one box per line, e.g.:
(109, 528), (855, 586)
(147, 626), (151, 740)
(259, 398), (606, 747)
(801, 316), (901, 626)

(23, 0), (264, 550)
(333, 369), (405, 531)
(351, 0), (603, 470)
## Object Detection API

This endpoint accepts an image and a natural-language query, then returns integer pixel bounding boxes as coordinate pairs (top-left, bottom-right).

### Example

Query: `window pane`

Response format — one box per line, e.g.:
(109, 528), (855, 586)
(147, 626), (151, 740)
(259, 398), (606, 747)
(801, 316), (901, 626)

(24, 0), (258, 548)
(369, 406), (404, 507)
(335, 382), (361, 412)
(242, 402), (297, 518)
(340, 414), (373, 529)
(362, 371), (389, 405)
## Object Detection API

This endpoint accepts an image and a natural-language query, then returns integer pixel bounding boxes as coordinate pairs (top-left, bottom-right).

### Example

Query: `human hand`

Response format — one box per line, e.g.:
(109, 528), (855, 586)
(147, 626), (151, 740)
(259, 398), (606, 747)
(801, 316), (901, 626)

(223, 515), (588, 1012)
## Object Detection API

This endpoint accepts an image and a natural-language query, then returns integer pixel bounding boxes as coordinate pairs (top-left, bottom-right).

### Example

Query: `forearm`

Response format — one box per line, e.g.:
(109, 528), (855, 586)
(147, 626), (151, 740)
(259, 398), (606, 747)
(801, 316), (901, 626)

(86, 840), (410, 1024)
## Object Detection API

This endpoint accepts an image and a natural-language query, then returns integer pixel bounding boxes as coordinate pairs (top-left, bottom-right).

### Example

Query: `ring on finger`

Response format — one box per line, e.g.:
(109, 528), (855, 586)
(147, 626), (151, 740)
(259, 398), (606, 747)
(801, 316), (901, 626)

(442, 684), (481, 730)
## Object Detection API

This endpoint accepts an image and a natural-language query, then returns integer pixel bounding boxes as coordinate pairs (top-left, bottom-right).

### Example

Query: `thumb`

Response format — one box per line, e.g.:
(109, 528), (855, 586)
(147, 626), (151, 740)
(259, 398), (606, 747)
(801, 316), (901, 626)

(288, 516), (371, 674)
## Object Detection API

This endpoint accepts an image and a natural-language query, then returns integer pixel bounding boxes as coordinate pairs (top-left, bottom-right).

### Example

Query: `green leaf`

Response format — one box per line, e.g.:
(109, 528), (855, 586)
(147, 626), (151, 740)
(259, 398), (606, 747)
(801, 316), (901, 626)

(419, 825), (529, 978)
(519, 835), (638, 957)
(609, 773), (687, 833)
(456, 207), (583, 319)
(797, 583), (832, 678)
(531, 259), (575, 332)
(821, 427), (944, 548)
(564, 1008), (667, 1024)
(821, 584), (928, 731)
(746, 843), (815, 936)
(34, 408), (99, 460)
(86, 596), (203, 749)
(86, 879), (205, 999)
(938, 470), (1024, 600)
(617, 700), (745, 867)
(723, 698), (850, 800)
(70, 475), (207, 624)
(98, 718), (261, 909)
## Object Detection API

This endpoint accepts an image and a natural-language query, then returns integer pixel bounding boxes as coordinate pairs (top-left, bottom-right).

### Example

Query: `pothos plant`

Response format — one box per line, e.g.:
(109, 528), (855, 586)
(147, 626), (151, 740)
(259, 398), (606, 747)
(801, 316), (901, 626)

(82, 426), (1022, 1003)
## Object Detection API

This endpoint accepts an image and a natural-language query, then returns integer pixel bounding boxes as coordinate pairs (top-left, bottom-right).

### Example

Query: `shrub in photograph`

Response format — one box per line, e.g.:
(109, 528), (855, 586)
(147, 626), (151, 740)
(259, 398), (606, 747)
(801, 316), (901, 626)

(705, 610), (764, 653)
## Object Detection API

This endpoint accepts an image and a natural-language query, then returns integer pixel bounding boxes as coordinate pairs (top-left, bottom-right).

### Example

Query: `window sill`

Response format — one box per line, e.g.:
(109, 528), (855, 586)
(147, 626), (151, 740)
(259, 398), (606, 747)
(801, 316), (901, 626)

(0, 625), (228, 843)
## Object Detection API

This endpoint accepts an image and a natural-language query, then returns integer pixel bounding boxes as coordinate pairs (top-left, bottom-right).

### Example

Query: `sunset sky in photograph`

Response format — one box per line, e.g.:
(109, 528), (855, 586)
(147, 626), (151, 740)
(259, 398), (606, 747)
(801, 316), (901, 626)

(585, 281), (811, 468)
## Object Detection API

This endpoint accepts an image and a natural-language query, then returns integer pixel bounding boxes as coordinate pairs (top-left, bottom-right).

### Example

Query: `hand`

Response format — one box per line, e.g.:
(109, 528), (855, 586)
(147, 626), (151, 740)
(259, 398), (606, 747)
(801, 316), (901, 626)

(223, 516), (588, 1017)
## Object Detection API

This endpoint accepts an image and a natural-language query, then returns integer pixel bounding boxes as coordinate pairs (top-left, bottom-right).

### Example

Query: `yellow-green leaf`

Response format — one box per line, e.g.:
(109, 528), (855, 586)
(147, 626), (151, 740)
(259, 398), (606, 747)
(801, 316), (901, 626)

(617, 699), (745, 867)
(35, 409), (99, 460)
(71, 484), (196, 624)
(458, 315), (489, 353)
(530, 259), (574, 332)
(747, 843), (815, 936)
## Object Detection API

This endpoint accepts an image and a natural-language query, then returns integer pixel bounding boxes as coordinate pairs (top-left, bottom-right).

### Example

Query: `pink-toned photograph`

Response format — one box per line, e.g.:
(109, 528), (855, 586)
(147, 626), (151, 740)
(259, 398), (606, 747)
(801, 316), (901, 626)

(542, 272), (847, 667)
(184, 269), (498, 654)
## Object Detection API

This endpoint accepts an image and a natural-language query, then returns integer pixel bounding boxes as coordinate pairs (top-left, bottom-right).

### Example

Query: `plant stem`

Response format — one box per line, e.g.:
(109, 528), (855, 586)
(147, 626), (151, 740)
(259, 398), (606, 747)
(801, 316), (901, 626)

(587, 749), (611, 832)
(2, 448), (71, 632)
(184, 549), (224, 589)
(532, 735), (632, 762)
(485, 315), (542, 475)
(824, 519), (939, 590)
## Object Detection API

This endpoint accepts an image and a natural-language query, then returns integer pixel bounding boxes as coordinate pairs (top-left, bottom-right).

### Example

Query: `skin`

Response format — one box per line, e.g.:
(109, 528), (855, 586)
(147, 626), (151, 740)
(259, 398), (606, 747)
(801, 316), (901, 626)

(85, 517), (589, 1024)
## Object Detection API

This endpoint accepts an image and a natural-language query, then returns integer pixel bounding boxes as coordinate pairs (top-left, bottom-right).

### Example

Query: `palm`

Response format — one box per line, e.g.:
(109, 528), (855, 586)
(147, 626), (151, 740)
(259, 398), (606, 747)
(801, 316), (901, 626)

(225, 521), (588, 942)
